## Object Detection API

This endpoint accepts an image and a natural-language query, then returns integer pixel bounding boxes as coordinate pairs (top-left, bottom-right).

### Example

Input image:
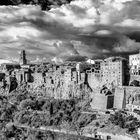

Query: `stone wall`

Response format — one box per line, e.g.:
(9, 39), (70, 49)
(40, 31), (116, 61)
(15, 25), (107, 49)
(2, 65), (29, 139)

(114, 86), (140, 110)
(114, 87), (125, 109)
(87, 73), (101, 89)
(91, 94), (107, 110)
(90, 92), (114, 110)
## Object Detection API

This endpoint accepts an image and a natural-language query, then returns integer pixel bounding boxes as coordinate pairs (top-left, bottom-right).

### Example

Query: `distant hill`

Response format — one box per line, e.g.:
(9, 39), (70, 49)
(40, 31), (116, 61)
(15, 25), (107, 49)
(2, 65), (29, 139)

(0, 0), (73, 10)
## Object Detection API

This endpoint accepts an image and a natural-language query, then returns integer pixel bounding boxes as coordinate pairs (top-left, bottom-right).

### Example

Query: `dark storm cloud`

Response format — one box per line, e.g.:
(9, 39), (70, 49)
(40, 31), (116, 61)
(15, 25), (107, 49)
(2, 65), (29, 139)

(65, 55), (87, 62)
(0, 0), (73, 10)
(126, 32), (140, 42)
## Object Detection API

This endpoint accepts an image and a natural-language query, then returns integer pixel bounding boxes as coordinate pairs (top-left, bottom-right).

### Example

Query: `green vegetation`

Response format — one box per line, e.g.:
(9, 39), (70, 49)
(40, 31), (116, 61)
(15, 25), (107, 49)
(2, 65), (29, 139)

(0, 88), (95, 140)
(1, 87), (139, 139)
(133, 109), (140, 115)
(109, 111), (140, 135)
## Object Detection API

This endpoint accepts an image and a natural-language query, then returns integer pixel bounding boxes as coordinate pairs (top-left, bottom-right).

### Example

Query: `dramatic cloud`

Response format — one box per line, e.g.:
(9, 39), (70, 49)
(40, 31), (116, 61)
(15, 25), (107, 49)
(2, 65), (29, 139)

(1, 0), (140, 63)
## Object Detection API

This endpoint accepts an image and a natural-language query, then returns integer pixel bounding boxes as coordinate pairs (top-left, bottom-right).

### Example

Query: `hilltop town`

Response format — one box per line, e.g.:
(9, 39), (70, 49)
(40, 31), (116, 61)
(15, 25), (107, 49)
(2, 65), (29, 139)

(1, 50), (140, 139)
(0, 50), (138, 110)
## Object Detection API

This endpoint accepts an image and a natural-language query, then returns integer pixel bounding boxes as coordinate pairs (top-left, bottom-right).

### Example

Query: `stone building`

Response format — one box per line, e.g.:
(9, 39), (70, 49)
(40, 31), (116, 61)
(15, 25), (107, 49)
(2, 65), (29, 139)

(32, 72), (44, 88)
(86, 60), (103, 89)
(0, 63), (20, 74)
(101, 57), (129, 88)
(87, 67), (102, 89)
(20, 50), (27, 65)
(129, 52), (140, 75)
(87, 57), (129, 90)
(114, 86), (126, 109)
(14, 69), (33, 84)
(90, 88), (114, 110)
(114, 86), (140, 111)
(129, 52), (140, 84)
(36, 64), (89, 99)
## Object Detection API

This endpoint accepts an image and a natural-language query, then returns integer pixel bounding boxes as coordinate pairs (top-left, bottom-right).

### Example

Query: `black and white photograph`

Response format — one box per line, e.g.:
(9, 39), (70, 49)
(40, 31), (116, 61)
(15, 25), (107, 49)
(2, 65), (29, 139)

(0, 0), (140, 139)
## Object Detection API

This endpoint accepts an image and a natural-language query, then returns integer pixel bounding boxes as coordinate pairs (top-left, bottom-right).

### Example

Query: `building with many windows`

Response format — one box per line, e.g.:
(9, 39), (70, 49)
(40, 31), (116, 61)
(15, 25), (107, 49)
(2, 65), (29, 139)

(101, 57), (128, 88)
(129, 52), (140, 83)
(129, 52), (140, 75)
(87, 57), (129, 89)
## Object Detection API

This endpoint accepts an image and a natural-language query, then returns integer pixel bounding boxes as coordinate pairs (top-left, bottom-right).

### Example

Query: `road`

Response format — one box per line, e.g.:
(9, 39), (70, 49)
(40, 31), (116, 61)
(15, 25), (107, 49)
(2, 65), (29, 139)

(14, 124), (102, 140)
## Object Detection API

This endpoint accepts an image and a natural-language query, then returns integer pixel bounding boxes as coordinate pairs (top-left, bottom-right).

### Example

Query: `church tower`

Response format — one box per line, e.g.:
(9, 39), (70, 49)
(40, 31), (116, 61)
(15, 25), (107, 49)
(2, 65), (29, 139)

(20, 50), (27, 65)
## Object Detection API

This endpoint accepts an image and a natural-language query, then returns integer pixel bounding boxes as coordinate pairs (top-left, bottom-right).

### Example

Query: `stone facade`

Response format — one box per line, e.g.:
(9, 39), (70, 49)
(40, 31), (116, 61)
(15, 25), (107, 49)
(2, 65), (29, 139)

(20, 50), (27, 65)
(101, 57), (124, 87)
(90, 91), (114, 110)
(87, 68), (101, 89)
(87, 57), (129, 90)
(129, 52), (140, 75)
(114, 86), (126, 109)
(23, 65), (89, 99)
(114, 86), (140, 110)
(129, 52), (140, 85)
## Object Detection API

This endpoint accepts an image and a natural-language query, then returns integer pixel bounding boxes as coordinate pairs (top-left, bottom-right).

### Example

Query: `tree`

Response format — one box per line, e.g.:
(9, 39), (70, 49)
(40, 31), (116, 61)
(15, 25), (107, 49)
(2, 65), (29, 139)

(42, 100), (51, 111)
(50, 102), (53, 116)
(16, 93), (27, 103)
(19, 99), (35, 110)
(36, 98), (46, 110)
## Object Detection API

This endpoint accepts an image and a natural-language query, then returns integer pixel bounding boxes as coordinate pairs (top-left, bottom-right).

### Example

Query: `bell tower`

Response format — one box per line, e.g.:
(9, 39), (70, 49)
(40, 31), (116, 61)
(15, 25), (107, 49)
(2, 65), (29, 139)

(20, 50), (27, 65)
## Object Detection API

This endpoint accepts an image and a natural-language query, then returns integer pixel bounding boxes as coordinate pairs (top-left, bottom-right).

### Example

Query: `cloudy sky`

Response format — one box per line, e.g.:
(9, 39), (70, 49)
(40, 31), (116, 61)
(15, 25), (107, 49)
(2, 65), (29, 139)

(1, 0), (140, 63)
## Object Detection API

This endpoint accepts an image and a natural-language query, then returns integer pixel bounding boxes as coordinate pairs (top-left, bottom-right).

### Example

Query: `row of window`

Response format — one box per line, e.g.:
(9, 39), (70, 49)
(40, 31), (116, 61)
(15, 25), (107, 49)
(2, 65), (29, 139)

(130, 56), (140, 60)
